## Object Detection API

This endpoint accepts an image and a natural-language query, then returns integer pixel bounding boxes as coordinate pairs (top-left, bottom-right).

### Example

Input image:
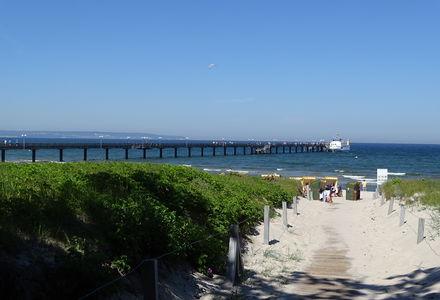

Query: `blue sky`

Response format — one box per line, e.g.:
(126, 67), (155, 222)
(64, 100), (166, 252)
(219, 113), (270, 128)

(1, 1), (439, 143)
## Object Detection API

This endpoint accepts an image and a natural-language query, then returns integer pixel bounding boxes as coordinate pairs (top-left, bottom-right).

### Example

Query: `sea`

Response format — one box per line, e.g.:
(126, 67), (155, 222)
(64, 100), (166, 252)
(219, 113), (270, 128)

(2, 138), (440, 190)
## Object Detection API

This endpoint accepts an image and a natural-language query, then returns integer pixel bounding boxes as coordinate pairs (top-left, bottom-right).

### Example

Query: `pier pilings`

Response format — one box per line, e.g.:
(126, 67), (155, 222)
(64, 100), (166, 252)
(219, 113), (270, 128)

(0, 141), (328, 162)
(59, 149), (64, 162)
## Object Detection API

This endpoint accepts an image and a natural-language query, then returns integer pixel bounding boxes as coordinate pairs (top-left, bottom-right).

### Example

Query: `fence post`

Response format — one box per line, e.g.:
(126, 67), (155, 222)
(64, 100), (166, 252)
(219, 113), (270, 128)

(388, 198), (394, 215)
(142, 259), (158, 300)
(236, 225), (244, 275)
(417, 218), (425, 244)
(293, 196), (298, 216)
(399, 205), (406, 226)
(227, 224), (242, 285)
(282, 201), (288, 230)
(264, 205), (270, 245)
(380, 195), (385, 206)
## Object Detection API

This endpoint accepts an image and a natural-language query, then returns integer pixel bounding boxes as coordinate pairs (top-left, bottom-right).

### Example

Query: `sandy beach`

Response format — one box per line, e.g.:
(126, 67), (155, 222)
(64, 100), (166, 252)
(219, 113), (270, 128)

(225, 192), (440, 299)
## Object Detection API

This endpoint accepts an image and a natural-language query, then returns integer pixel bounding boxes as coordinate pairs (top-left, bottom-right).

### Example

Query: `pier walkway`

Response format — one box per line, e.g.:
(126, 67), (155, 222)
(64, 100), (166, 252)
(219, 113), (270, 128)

(0, 141), (328, 162)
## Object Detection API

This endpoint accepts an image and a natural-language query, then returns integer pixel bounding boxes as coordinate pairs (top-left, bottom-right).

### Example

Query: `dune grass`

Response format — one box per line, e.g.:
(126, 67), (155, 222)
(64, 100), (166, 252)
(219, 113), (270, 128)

(381, 178), (440, 208)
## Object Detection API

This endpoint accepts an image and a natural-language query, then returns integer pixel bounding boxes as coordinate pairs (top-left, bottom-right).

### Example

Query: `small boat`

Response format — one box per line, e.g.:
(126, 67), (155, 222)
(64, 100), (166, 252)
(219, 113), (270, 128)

(328, 135), (350, 152)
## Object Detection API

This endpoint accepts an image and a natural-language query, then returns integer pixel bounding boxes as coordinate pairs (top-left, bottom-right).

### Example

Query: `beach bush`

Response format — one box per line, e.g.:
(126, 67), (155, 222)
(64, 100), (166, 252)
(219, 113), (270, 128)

(0, 162), (292, 298)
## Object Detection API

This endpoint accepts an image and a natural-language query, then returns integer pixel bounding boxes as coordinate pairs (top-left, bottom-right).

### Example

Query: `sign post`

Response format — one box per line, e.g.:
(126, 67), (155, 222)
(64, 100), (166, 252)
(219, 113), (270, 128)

(377, 169), (388, 186)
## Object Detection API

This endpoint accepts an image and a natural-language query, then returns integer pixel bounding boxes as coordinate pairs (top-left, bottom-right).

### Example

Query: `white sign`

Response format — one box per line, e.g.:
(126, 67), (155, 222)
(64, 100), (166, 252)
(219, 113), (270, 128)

(377, 169), (388, 185)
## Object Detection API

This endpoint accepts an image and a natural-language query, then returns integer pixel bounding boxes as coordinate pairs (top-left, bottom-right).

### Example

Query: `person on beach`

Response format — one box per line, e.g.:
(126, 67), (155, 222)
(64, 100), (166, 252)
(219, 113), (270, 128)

(323, 187), (330, 203)
(338, 184), (343, 197)
(319, 187), (324, 201)
(304, 183), (310, 198)
(330, 185), (336, 197)
(328, 187), (334, 203)
(362, 180), (367, 191)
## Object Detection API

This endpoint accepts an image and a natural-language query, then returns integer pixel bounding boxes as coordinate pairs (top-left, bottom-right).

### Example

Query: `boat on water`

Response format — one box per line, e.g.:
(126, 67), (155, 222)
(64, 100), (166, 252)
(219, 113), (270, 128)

(328, 137), (350, 151)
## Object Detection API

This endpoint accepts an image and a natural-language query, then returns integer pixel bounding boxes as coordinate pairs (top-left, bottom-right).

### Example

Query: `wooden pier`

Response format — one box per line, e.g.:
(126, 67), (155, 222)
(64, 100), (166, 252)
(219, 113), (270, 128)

(0, 141), (328, 162)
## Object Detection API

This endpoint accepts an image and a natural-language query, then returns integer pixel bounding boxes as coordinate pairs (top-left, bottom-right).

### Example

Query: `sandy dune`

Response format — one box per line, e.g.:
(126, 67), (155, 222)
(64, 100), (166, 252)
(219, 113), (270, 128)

(237, 192), (440, 299)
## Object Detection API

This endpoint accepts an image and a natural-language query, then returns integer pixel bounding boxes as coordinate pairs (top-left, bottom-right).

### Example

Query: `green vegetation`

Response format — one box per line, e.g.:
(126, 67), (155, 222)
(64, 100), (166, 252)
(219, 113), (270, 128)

(270, 177), (302, 198)
(381, 178), (440, 208)
(0, 162), (296, 298)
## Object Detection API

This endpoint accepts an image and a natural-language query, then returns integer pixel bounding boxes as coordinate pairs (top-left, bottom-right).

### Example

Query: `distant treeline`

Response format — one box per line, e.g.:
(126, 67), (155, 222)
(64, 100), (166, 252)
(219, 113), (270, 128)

(0, 130), (182, 140)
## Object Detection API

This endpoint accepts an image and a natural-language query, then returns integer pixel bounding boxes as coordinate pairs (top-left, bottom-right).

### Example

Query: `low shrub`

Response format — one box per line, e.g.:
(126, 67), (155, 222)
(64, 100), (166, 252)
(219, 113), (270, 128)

(0, 162), (293, 297)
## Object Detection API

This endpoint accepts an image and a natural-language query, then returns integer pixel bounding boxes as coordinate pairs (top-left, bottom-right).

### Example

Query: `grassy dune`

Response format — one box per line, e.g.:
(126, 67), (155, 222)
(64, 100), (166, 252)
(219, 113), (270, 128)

(0, 162), (298, 298)
(382, 178), (440, 208)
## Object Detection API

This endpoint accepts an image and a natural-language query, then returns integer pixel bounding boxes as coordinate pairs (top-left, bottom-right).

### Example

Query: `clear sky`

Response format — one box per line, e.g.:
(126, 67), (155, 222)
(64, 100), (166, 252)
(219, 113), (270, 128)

(1, 1), (439, 143)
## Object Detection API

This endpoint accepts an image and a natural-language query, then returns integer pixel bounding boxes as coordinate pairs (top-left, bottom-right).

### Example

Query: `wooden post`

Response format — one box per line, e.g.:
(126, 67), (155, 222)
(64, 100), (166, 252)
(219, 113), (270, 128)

(106, 148), (110, 160)
(83, 148), (87, 161)
(174, 147), (178, 158)
(188, 147), (192, 157)
(380, 195), (385, 206)
(293, 196), (298, 216)
(282, 201), (288, 230)
(417, 218), (425, 244)
(234, 146), (237, 156)
(264, 205), (270, 245)
(213, 147), (216, 156)
(1, 149), (5, 162)
(388, 198), (394, 215)
(289, 146), (292, 154)
(32, 149), (36, 162)
(237, 226), (243, 275)
(142, 259), (158, 300)
(275, 146), (278, 154)
(159, 148), (163, 158)
(227, 224), (242, 286)
(223, 146), (227, 156)
(59, 149), (64, 162)
(125, 148), (129, 160)
(399, 205), (406, 226)
(201, 147), (204, 157)
(243, 146), (246, 155)
(142, 148), (147, 159)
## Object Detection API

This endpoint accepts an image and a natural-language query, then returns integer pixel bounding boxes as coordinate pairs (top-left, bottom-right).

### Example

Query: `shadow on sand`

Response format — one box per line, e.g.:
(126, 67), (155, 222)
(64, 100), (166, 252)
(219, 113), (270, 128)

(239, 267), (440, 299)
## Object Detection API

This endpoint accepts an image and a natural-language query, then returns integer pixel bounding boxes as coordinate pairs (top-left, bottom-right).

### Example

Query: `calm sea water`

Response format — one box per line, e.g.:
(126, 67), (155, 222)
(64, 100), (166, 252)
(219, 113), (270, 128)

(2, 138), (440, 187)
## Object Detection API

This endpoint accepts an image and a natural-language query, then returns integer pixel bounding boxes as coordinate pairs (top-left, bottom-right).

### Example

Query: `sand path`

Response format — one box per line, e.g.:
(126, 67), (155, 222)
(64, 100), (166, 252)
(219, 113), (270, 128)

(292, 226), (355, 299)
(238, 192), (440, 299)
